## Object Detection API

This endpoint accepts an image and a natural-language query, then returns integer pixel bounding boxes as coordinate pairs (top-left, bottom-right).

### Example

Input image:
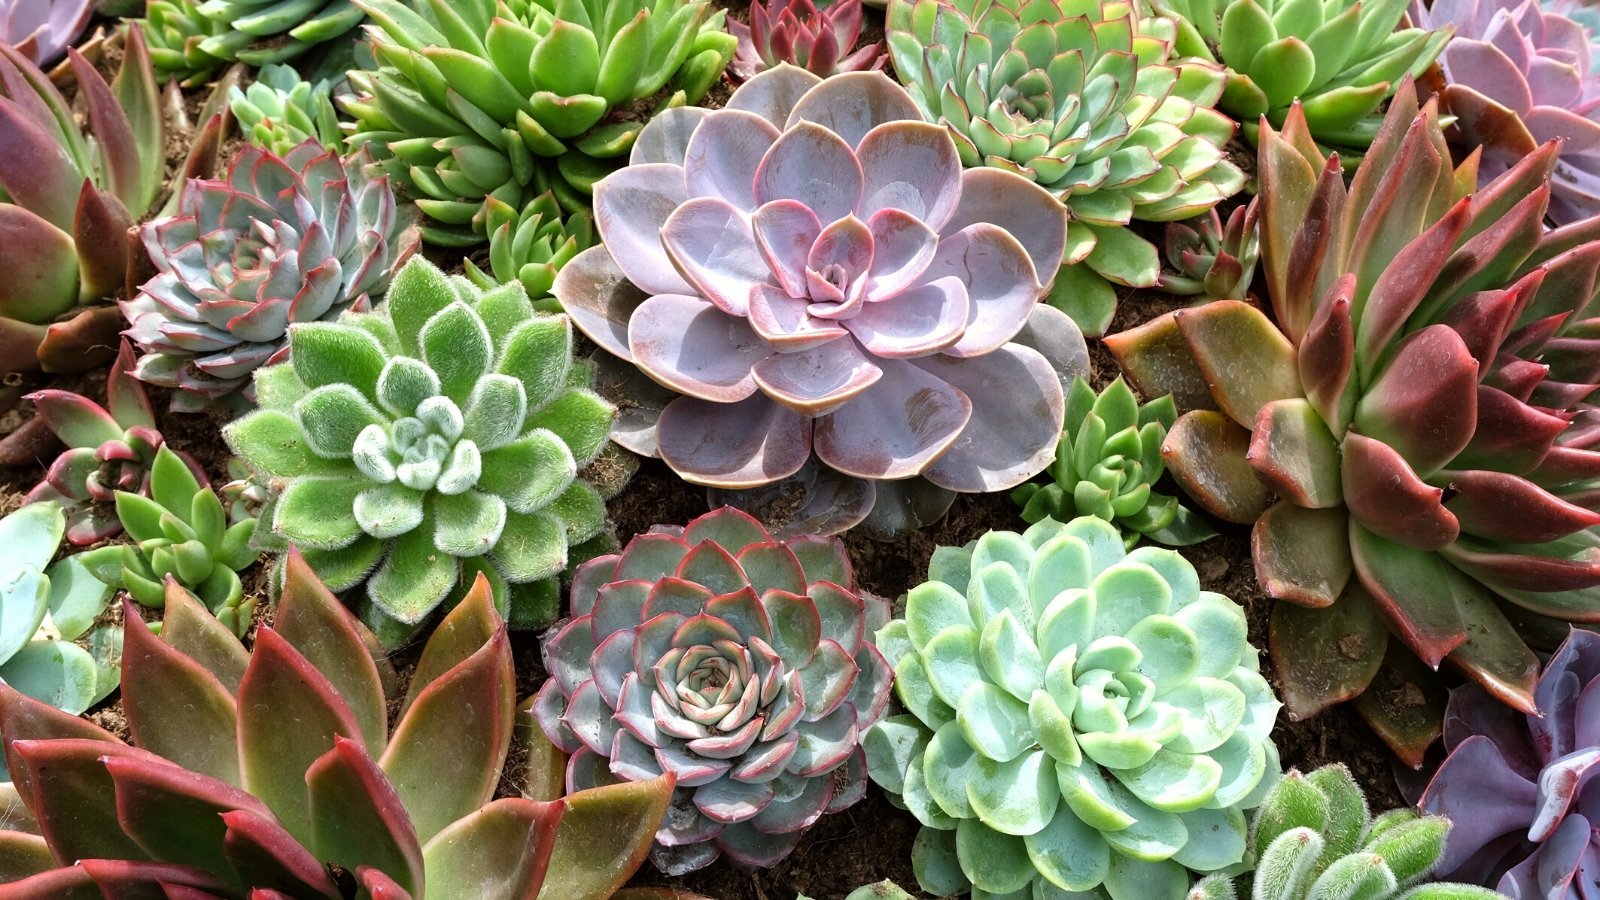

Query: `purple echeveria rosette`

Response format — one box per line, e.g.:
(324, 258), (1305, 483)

(1419, 629), (1600, 896)
(554, 64), (1079, 536)
(531, 507), (893, 876)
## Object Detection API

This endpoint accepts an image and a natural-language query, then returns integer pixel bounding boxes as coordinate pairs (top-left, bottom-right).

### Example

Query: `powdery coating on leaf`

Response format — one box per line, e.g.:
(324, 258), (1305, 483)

(0, 0), (92, 66)
(555, 66), (1075, 507)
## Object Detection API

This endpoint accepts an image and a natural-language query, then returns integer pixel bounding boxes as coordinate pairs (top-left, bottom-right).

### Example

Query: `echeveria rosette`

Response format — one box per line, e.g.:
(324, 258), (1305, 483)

(0, 552), (683, 900)
(1189, 765), (1503, 900)
(532, 508), (893, 876)
(0, 0), (92, 67)
(864, 517), (1281, 899)
(885, 0), (1247, 336)
(223, 256), (616, 644)
(122, 140), (421, 412)
(555, 65), (1084, 538)
(1159, 197), (1260, 303)
(23, 340), (207, 545)
(0, 502), (118, 716)
(1410, 0), (1600, 225)
(730, 0), (888, 80)
(1150, 0), (1450, 155)
(1012, 377), (1218, 549)
(230, 63), (349, 156)
(343, 0), (738, 245)
(464, 191), (595, 312)
(1418, 629), (1600, 897)
(1106, 82), (1600, 764)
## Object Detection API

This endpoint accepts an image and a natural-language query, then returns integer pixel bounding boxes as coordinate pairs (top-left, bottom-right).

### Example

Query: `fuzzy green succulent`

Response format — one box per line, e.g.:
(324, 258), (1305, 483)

(464, 192), (593, 311)
(886, 0), (1247, 335)
(865, 517), (1281, 899)
(1188, 766), (1501, 900)
(343, 0), (738, 245)
(230, 63), (347, 155)
(1013, 377), (1217, 548)
(224, 256), (616, 644)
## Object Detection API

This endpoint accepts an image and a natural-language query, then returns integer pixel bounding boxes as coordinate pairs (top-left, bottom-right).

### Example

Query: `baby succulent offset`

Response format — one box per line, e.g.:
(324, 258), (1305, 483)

(78, 445), (260, 636)
(0, 0), (92, 66)
(464, 192), (594, 311)
(224, 256), (615, 643)
(886, 0), (1247, 335)
(230, 64), (348, 156)
(555, 65), (1087, 537)
(0, 555), (680, 900)
(23, 341), (206, 545)
(1188, 765), (1501, 900)
(533, 508), (893, 875)
(729, 0), (887, 80)
(1410, 0), (1600, 224)
(344, 0), (738, 244)
(1159, 198), (1260, 302)
(1013, 377), (1217, 548)
(123, 140), (421, 412)
(0, 502), (118, 716)
(1150, 0), (1449, 153)
(1418, 629), (1600, 897)
(865, 517), (1281, 899)
(1107, 81), (1600, 764)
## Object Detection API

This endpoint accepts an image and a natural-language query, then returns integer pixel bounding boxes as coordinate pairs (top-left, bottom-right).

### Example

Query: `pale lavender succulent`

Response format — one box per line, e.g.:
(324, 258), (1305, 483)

(1411, 0), (1600, 222)
(0, 0), (92, 67)
(554, 64), (1082, 536)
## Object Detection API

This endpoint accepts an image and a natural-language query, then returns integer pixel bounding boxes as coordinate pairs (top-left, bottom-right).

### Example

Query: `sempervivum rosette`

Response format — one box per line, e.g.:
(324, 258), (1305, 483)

(554, 65), (1083, 536)
(122, 140), (421, 411)
(533, 507), (893, 875)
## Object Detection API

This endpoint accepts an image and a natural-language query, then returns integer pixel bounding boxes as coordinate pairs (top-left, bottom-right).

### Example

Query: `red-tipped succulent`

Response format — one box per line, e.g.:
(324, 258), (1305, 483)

(0, 553), (679, 899)
(21, 340), (204, 545)
(1107, 80), (1600, 764)
(729, 0), (887, 80)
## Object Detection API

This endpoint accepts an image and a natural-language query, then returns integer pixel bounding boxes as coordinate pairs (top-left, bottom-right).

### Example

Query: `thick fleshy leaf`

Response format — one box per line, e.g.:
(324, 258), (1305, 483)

(814, 359), (971, 480)
(1173, 300), (1302, 429)
(537, 775), (676, 899)
(1252, 504), (1352, 607)
(1341, 433), (1458, 552)
(1247, 398), (1342, 509)
(1162, 411), (1271, 523)
(1270, 582), (1387, 720)
(121, 598), (238, 785)
(1351, 326), (1478, 477)
(306, 737), (424, 897)
(422, 796), (560, 900)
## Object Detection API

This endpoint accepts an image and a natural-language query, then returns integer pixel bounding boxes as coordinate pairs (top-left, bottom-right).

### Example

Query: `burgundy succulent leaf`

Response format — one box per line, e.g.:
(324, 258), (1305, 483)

(729, 0), (888, 80)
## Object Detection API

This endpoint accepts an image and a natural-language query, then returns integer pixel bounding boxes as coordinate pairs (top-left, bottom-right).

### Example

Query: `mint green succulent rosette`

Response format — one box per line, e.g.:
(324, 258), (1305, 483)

(865, 517), (1281, 899)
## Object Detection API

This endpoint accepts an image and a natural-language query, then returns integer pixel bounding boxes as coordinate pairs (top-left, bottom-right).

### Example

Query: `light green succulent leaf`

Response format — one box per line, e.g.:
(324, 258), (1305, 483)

(923, 721), (981, 820)
(44, 555), (114, 642)
(0, 567), (51, 664)
(0, 503), (65, 573)
(0, 639), (100, 714)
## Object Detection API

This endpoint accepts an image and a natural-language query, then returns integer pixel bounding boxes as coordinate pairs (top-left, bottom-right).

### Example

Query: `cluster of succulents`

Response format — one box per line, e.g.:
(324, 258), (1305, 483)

(730, 0), (887, 79)
(885, 0), (1247, 335)
(1108, 81), (1600, 764)
(229, 63), (348, 155)
(866, 517), (1281, 897)
(464, 191), (594, 311)
(225, 256), (615, 642)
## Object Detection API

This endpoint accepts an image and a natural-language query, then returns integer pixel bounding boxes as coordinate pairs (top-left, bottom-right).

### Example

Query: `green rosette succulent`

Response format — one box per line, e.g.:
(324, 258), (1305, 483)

(223, 255), (617, 643)
(1150, 0), (1450, 154)
(886, 0), (1247, 335)
(230, 63), (348, 155)
(139, 0), (231, 86)
(1187, 766), (1502, 900)
(865, 517), (1282, 899)
(193, 0), (365, 66)
(344, 0), (738, 245)
(464, 192), (594, 311)
(1013, 377), (1217, 548)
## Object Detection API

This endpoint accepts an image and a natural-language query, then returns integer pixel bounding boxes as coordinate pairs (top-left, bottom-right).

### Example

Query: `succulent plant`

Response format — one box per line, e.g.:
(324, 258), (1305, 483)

(730, 0), (887, 80)
(22, 341), (207, 545)
(224, 255), (615, 643)
(1417, 628), (1600, 896)
(221, 456), (270, 525)
(140, 0), (230, 87)
(532, 507), (893, 875)
(0, 0), (93, 66)
(1150, 0), (1450, 154)
(464, 192), (594, 312)
(342, 0), (738, 245)
(77, 445), (259, 635)
(0, 553), (681, 900)
(1545, 0), (1600, 71)
(864, 517), (1282, 898)
(122, 140), (421, 412)
(192, 0), (365, 66)
(1188, 765), (1502, 900)
(1105, 81), (1600, 764)
(556, 64), (1088, 537)
(230, 63), (348, 156)
(0, 502), (119, 715)
(802, 882), (917, 900)
(1159, 197), (1260, 302)
(1012, 377), (1217, 549)
(885, 0), (1247, 336)
(1410, 0), (1600, 225)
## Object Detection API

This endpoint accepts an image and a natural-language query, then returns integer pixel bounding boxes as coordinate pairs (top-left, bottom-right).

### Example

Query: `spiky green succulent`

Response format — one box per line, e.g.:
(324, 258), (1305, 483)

(139, 0), (231, 86)
(1149, 0), (1450, 154)
(230, 63), (348, 155)
(1013, 377), (1217, 548)
(77, 445), (260, 636)
(343, 0), (738, 245)
(464, 192), (593, 312)
(193, 0), (365, 65)
(886, 0), (1247, 335)
(1188, 766), (1501, 900)
(224, 256), (616, 644)
(865, 517), (1281, 899)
